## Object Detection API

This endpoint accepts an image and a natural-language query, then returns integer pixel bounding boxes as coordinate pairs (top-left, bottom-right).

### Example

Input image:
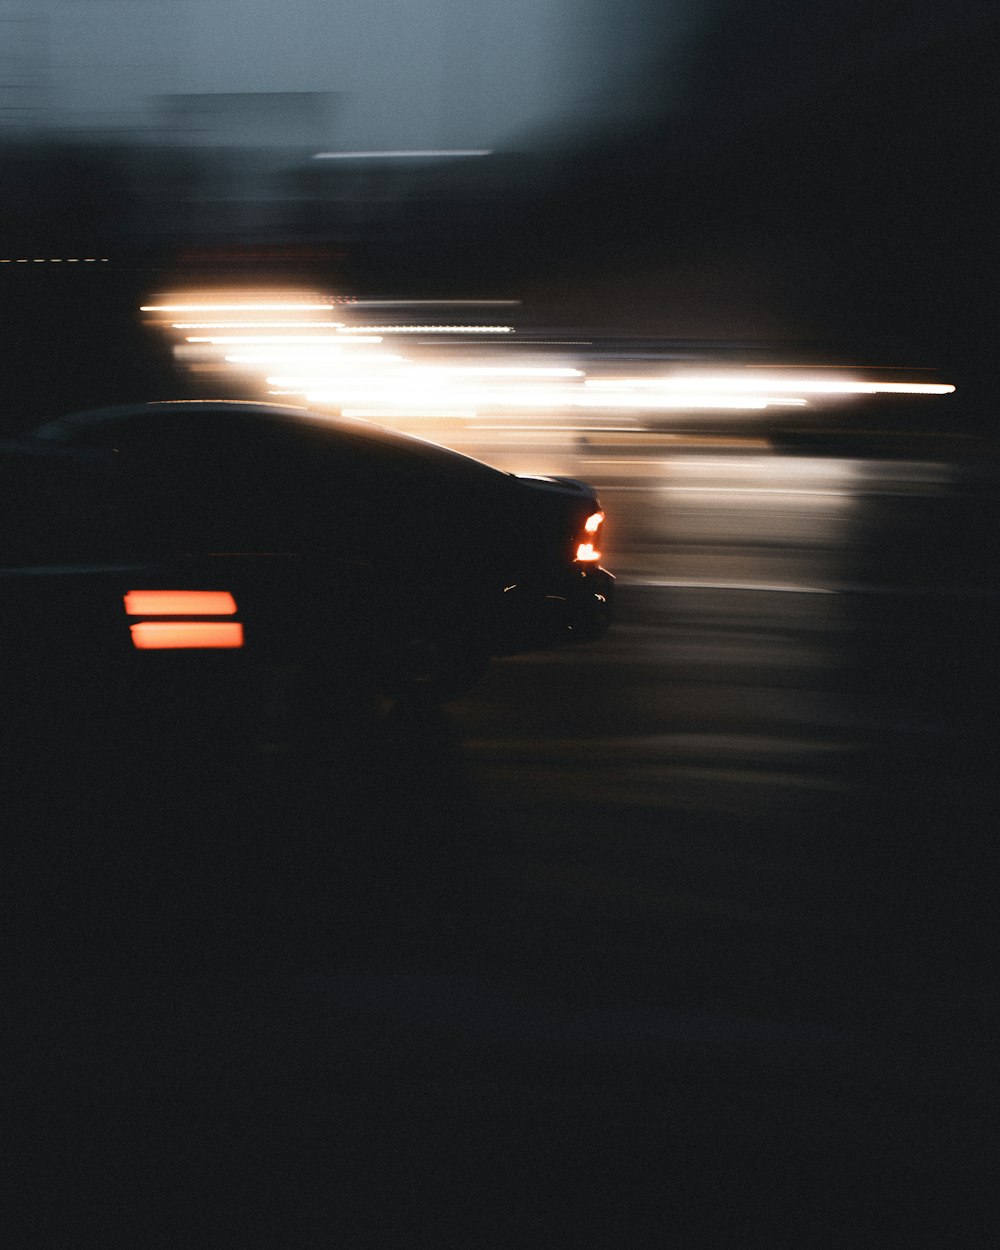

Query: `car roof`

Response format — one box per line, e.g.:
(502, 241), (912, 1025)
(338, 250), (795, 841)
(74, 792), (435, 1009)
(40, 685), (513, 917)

(32, 399), (330, 441)
(30, 399), (508, 480)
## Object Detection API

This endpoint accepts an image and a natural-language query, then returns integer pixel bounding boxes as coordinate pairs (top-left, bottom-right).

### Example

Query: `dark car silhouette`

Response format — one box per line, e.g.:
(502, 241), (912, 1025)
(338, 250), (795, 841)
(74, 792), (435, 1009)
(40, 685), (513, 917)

(2, 401), (612, 753)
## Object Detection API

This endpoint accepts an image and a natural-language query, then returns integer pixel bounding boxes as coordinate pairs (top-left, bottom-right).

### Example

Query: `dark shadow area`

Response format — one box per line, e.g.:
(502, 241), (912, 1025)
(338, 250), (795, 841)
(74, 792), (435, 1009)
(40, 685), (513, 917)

(7, 621), (996, 1243)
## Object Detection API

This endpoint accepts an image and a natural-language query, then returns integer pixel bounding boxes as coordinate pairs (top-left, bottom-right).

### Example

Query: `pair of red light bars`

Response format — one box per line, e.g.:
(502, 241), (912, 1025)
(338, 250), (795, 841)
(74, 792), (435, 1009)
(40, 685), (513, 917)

(124, 590), (243, 649)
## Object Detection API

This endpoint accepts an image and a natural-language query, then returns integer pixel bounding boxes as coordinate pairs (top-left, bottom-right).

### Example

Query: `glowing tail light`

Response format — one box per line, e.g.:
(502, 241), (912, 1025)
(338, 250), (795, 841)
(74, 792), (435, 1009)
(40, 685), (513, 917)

(130, 622), (244, 650)
(575, 511), (604, 562)
(125, 589), (243, 649)
(124, 590), (237, 616)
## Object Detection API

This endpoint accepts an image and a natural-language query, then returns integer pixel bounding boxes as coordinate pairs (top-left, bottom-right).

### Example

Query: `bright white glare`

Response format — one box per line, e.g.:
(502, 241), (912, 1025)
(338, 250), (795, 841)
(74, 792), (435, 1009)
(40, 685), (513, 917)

(230, 351), (404, 368)
(345, 325), (515, 335)
(349, 300), (520, 307)
(188, 335), (382, 344)
(172, 322), (345, 329)
(313, 149), (492, 159)
(665, 486), (854, 496)
(297, 385), (582, 408)
(574, 394), (803, 410)
(150, 294), (954, 453)
(666, 456), (859, 480)
(400, 366), (583, 377)
(469, 424), (646, 432)
(341, 408), (480, 420)
(584, 375), (955, 396)
(141, 302), (339, 312)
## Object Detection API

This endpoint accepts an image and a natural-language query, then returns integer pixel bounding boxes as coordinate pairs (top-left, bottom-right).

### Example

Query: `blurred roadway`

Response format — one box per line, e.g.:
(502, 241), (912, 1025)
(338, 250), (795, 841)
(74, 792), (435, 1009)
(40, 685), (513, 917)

(10, 440), (998, 1243)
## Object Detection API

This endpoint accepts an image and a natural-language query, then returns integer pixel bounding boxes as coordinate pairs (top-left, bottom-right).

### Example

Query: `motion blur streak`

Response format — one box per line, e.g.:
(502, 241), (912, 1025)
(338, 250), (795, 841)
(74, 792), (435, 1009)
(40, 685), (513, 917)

(228, 352), (404, 366)
(312, 150), (492, 159)
(584, 376), (955, 396)
(595, 375), (960, 395)
(348, 300), (521, 306)
(172, 323), (346, 330)
(404, 367), (583, 377)
(129, 622), (244, 650)
(142, 291), (958, 457)
(186, 335), (383, 344)
(573, 394), (797, 410)
(124, 591), (237, 616)
(345, 326), (514, 334)
(142, 302), (339, 313)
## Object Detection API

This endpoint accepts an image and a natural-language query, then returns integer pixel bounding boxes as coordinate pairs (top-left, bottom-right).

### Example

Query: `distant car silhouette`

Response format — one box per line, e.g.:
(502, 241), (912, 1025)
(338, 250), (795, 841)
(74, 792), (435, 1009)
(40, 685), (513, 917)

(2, 401), (612, 752)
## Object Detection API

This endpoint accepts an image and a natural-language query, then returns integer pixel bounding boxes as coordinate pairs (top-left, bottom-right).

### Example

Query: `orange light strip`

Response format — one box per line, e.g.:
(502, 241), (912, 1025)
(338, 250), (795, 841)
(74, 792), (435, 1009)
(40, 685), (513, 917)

(124, 590), (237, 616)
(130, 622), (244, 650)
(584, 511), (604, 534)
(575, 543), (601, 562)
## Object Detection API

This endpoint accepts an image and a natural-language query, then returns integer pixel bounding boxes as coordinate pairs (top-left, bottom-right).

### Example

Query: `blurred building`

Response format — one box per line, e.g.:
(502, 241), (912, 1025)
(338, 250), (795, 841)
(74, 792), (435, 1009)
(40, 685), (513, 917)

(152, 91), (336, 150)
(0, 0), (642, 152)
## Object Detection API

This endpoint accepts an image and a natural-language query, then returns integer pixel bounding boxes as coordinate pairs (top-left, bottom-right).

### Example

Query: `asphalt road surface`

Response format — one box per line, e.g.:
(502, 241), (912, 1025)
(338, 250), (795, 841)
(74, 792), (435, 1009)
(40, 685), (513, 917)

(9, 446), (998, 1245)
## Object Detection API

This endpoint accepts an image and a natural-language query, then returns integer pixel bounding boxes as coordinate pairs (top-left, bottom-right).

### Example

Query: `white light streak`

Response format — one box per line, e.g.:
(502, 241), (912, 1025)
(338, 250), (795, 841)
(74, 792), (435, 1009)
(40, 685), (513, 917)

(347, 300), (520, 307)
(584, 375), (955, 396)
(340, 325), (513, 334)
(401, 366), (583, 377)
(574, 394), (802, 410)
(141, 302), (339, 312)
(173, 321), (345, 330)
(229, 351), (405, 371)
(313, 149), (492, 159)
(340, 408), (480, 420)
(297, 386), (580, 410)
(187, 335), (382, 344)
(664, 486), (854, 497)
(470, 424), (647, 432)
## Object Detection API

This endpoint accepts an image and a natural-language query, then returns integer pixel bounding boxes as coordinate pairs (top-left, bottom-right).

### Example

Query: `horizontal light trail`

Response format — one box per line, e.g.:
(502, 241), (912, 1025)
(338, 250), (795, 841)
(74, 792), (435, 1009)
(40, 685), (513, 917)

(628, 578), (836, 594)
(347, 300), (520, 307)
(342, 325), (513, 334)
(585, 375), (955, 397)
(313, 149), (491, 159)
(172, 322), (345, 330)
(141, 302), (338, 312)
(186, 334), (381, 344)
(663, 486), (854, 496)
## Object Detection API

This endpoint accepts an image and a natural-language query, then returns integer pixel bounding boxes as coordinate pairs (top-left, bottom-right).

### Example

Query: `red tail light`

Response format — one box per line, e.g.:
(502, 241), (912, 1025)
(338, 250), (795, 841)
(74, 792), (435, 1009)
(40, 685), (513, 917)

(575, 511), (604, 562)
(124, 590), (237, 616)
(125, 589), (243, 649)
(130, 621), (244, 650)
